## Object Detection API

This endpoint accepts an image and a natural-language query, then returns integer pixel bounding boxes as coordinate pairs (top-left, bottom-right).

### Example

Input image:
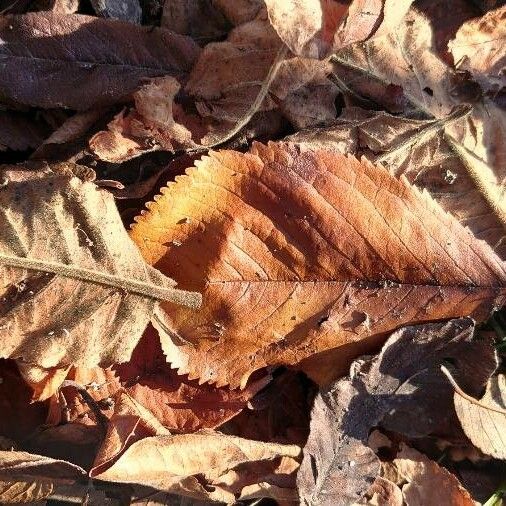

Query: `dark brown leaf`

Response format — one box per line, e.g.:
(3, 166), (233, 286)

(0, 12), (200, 110)
(297, 318), (497, 505)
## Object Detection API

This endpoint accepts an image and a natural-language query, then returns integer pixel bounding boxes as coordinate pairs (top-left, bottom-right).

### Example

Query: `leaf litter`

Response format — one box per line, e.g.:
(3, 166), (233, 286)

(0, 0), (505, 504)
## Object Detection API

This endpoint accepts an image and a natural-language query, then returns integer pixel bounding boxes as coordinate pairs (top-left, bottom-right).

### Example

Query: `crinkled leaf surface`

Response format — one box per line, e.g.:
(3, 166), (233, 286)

(185, 18), (337, 126)
(331, 6), (506, 256)
(130, 143), (506, 388)
(449, 5), (506, 94)
(0, 450), (85, 503)
(264, 0), (414, 58)
(387, 443), (474, 506)
(0, 12), (200, 110)
(286, 106), (506, 258)
(297, 318), (497, 505)
(95, 430), (301, 503)
(60, 325), (268, 431)
(0, 162), (199, 398)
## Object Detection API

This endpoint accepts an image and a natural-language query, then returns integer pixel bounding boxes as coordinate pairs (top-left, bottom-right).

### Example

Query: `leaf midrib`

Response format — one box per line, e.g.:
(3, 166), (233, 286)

(0, 53), (179, 74)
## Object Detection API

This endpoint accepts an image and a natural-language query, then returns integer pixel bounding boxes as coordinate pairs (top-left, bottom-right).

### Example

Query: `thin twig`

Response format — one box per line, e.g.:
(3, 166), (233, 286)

(440, 366), (506, 415)
(0, 252), (201, 308)
(194, 44), (290, 150)
(60, 380), (110, 434)
(375, 105), (472, 163)
(445, 133), (506, 232)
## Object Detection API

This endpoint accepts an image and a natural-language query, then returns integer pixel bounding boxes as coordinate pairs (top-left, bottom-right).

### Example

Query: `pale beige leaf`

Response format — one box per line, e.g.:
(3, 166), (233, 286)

(392, 443), (474, 506)
(330, 7), (506, 255)
(0, 162), (199, 399)
(0, 450), (85, 504)
(449, 6), (506, 94)
(443, 368), (506, 459)
(130, 143), (506, 388)
(264, 0), (414, 58)
(95, 431), (301, 502)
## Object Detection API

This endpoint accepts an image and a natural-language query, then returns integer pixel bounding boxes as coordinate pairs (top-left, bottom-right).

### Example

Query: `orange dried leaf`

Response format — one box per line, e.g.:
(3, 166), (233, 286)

(130, 143), (506, 388)
(59, 326), (269, 431)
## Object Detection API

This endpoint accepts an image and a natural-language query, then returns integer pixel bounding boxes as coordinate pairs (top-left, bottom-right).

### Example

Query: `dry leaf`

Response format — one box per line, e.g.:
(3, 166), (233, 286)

(264, 0), (414, 58)
(94, 430), (301, 502)
(26, 423), (102, 470)
(297, 318), (497, 505)
(89, 77), (203, 163)
(390, 443), (474, 506)
(130, 143), (506, 388)
(0, 162), (199, 399)
(0, 12), (200, 110)
(0, 450), (85, 503)
(331, 7), (506, 254)
(449, 6), (506, 94)
(185, 17), (337, 126)
(443, 369), (506, 459)
(352, 477), (403, 506)
(60, 325), (269, 431)
(91, 392), (171, 476)
(286, 106), (506, 257)
(31, 109), (104, 161)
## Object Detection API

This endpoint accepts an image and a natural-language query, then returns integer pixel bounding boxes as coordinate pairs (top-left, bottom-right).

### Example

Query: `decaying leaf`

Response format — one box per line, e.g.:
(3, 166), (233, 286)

(330, 6), (506, 256)
(130, 142), (506, 388)
(32, 109), (104, 161)
(25, 422), (103, 471)
(91, 392), (171, 476)
(297, 318), (497, 505)
(0, 12), (200, 110)
(286, 106), (506, 258)
(0, 162), (200, 399)
(94, 430), (301, 503)
(264, 0), (414, 58)
(387, 443), (474, 506)
(0, 450), (85, 503)
(60, 325), (269, 431)
(353, 476), (403, 506)
(185, 17), (337, 126)
(449, 5), (506, 94)
(443, 369), (506, 459)
(89, 77), (203, 163)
